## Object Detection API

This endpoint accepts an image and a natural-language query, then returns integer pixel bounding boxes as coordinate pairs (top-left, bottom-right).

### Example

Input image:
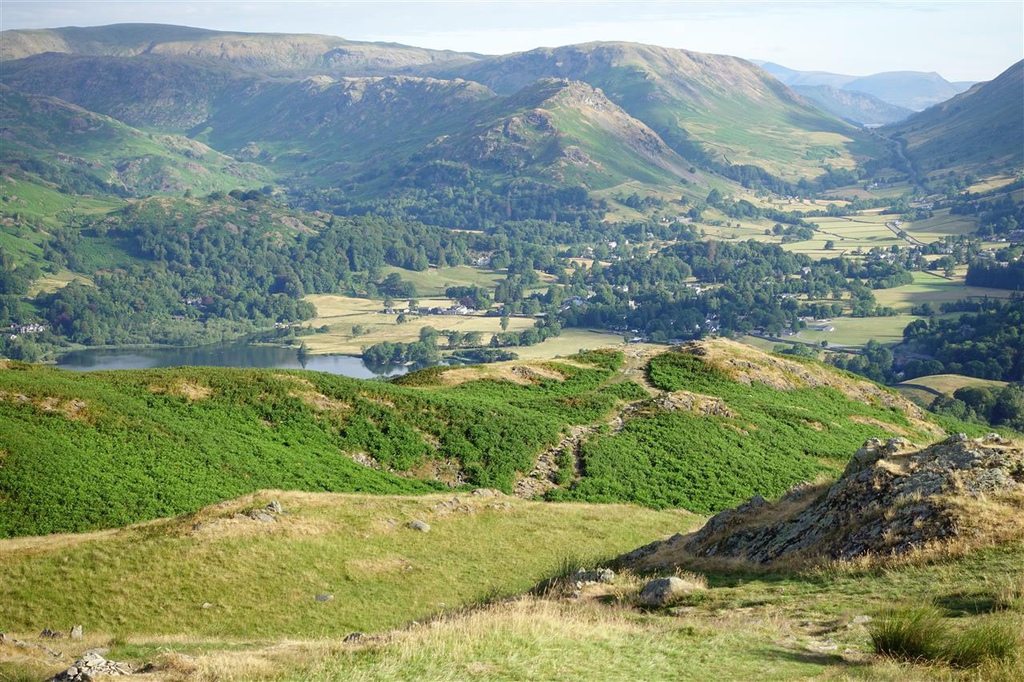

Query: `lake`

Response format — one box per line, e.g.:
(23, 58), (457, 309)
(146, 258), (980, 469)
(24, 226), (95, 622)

(55, 338), (407, 379)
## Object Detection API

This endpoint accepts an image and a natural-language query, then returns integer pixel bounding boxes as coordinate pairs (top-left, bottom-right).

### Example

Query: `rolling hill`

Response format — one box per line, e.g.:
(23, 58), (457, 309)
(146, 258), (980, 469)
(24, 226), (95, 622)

(0, 85), (272, 197)
(1, 25), (890, 196)
(790, 84), (913, 126)
(0, 342), (955, 538)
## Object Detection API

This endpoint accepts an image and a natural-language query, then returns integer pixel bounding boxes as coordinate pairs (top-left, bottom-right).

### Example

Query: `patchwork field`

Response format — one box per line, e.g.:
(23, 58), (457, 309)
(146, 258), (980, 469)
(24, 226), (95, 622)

(904, 209), (981, 239)
(301, 294), (622, 360)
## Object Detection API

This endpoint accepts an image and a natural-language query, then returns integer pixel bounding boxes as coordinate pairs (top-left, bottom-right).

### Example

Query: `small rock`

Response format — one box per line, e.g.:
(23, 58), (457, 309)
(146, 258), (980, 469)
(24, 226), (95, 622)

(201, 602), (214, 609)
(408, 519), (431, 532)
(851, 615), (872, 625)
(573, 568), (616, 584)
(344, 632), (364, 643)
(40, 628), (63, 639)
(267, 500), (283, 514)
(315, 594), (334, 602)
(639, 576), (703, 607)
(69, 624), (82, 640)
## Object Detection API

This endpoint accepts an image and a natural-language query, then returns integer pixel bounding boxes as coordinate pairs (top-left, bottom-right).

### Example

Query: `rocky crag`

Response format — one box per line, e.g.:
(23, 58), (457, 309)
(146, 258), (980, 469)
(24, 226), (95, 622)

(622, 433), (1024, 571)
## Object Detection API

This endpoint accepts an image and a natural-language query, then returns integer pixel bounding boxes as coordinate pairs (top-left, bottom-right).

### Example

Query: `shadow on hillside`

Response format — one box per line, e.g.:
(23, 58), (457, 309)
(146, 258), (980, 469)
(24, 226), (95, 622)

(758, 646), (870, 670)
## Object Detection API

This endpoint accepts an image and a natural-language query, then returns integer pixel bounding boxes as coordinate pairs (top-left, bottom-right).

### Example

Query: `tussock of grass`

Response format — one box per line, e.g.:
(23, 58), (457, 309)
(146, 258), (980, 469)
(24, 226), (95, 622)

(871, 606), (949, 661)
(944, 619), (1021, 668)
(871, 606), (1022, 669)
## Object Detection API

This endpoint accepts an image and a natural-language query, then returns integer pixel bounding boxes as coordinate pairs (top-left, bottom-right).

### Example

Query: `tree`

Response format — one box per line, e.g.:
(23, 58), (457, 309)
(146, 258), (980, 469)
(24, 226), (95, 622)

(500, 313), (510, 331)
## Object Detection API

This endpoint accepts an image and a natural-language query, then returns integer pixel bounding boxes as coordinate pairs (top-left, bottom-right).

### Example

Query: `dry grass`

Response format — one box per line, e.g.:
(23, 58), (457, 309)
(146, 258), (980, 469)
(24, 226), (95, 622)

(690, 338), (943, 437)
(149, 380), (213, 402)
(434, 362), (568, 387)
(0, 391), (93, 422)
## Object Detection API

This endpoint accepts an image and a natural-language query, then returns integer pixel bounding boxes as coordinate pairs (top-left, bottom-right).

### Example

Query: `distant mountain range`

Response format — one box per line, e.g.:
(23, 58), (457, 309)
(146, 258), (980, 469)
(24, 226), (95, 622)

(0, 23), (1019, 210)
(757, 61), (975, 112)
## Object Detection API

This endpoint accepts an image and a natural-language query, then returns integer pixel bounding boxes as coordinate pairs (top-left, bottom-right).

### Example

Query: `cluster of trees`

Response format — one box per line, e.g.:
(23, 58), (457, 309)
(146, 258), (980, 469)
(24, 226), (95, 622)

(362, 317), (561, 369)
(931, 384), (1024, 431)
(559, 240), (909, 341)
(829, 340), (896, 384)
(965, 259), (1024, 291)
(899, 297), (1023, 382)
(296, 167), (607, 236)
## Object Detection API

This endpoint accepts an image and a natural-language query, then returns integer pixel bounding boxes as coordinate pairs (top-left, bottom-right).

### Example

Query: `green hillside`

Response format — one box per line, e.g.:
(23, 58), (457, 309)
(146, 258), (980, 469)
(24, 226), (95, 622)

(886, 60), (1024, 176)
(437, 42), (885, 183)
(0, 86), (272, 197)
(0, 342), (957, 538)
(410, 78), (698, 191)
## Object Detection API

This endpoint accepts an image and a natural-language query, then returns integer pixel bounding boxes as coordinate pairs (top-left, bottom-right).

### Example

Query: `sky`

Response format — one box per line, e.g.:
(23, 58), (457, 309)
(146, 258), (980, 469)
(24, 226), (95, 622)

(1, 1), (1021, 82)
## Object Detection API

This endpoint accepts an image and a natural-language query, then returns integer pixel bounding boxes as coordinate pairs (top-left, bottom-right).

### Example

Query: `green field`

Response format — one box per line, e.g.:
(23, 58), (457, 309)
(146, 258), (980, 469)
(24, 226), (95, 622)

(896, 373), (1010, 407)
(379, 265), (510, 298)
(872, 271), (1013, 313)
(798, 314), (922, 347)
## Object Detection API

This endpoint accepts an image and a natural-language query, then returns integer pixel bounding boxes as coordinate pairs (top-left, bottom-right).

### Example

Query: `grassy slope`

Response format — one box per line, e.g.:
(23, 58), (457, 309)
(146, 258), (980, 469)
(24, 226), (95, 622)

(895, 373), (1009, 408)
(0, 491), (693, 638)
(0, 173), (125, 269)
(1, 491), (1019, 681)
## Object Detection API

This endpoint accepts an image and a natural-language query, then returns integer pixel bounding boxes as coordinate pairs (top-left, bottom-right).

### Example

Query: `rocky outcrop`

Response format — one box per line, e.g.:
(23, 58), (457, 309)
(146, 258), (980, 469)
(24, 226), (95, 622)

(622, 434), (1024, 570)
(47, 652), (132, 680)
